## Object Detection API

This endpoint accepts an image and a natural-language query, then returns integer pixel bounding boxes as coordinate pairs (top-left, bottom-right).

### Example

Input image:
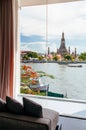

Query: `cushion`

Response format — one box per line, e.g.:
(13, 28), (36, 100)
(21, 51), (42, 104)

(6, 96), (24, 114)
(23, 97), (43, 118)
(0, 98), (6, 111)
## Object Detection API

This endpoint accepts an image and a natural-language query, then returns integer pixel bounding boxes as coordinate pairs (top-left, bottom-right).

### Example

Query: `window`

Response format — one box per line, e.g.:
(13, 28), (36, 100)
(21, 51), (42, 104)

(20, 1), (86, 101)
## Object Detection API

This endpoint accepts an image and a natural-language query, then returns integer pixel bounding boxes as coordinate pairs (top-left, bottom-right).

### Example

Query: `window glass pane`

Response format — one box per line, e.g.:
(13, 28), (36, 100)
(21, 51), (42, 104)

(20, 5), (48, 96)
(20, 1), (86, 101)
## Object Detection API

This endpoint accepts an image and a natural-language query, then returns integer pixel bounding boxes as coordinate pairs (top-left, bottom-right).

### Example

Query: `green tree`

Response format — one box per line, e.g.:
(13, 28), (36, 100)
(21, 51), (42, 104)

(64, 54), (72, 61)
(27, 51), (38, 58)
(22, 54), (28, 60)
(38, 56), (44, 61)
(53, 56), (58, 61)
(79, 52), (86, 61)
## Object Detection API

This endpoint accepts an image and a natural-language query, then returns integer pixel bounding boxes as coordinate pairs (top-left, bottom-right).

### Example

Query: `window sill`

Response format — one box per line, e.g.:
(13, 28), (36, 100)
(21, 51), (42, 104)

(17, 93), (86, 119)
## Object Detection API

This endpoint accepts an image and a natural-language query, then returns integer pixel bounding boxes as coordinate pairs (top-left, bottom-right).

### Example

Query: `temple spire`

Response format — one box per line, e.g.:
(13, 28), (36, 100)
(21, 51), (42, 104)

(57, 32), (67, 56)
(62, 32), (64, 39)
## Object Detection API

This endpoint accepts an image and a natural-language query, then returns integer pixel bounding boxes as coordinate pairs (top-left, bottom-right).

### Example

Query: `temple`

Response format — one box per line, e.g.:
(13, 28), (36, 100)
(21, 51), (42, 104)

(57, 32), (67, 56)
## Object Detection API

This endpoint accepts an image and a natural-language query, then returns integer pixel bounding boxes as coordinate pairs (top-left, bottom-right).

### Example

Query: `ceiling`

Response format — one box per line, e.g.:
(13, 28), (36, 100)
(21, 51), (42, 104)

(20, 0), (83, 6)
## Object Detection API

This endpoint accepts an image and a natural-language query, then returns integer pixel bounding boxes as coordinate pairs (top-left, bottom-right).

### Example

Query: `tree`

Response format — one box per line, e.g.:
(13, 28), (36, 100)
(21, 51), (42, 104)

(53, 56), (58, 61)
(79, 52), (86, 61)
(64, 54), (72, 61)
(38, 56), (44, 61)
(27, 51), (38, 58)
(23, 54), (28, 60)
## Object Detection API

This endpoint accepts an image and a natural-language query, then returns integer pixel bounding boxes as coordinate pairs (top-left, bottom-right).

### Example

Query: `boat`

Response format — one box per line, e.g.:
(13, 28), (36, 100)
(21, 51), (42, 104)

(48, 91), (64, 98)
(29, 78), (49, 93)
(68, 64), (82, 67)
(29, 78), (64, 98)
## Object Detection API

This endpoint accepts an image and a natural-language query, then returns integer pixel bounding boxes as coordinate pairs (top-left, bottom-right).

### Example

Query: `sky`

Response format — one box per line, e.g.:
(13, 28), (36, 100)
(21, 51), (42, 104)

(20, 0), (86, 54)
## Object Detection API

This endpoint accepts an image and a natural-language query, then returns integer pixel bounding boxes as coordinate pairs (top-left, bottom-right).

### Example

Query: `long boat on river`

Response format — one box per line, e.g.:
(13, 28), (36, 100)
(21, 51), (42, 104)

(67, 64), (82, 67)
(48, 91), (64, 98)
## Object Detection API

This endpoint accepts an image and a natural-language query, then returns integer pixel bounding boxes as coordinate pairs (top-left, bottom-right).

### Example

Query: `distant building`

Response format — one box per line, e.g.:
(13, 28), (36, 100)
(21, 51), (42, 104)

(68, 46), (70, 54)
(48, 47), (50, 55)
(57, 32), (67, 56)
(71, 48), (77, 58)
(47, 32), (77, 59)
(74, 48), (77, 57)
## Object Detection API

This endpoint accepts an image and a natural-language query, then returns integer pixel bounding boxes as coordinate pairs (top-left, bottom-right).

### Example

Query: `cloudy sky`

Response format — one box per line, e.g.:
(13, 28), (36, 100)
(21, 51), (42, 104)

(20, 0), (86, 54)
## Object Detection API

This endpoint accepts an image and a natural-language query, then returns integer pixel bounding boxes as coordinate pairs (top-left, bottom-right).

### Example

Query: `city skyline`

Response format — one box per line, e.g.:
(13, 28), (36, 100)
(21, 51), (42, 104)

(20, 0), (86, 54)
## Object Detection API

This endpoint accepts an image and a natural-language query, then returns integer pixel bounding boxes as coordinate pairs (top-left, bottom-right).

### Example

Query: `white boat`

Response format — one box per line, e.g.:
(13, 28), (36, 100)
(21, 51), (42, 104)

(29, 78), (49, 92)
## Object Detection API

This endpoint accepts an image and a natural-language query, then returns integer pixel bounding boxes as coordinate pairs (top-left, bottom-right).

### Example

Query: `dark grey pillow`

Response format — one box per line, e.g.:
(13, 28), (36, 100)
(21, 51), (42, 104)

(23, 97), (43, 118)
(6, 96), (24, 114)
(0, 98), (6, 111)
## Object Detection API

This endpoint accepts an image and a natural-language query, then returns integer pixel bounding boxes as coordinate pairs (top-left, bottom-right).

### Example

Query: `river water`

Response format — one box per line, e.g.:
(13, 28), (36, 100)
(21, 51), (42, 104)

(22, 63), (86, 101)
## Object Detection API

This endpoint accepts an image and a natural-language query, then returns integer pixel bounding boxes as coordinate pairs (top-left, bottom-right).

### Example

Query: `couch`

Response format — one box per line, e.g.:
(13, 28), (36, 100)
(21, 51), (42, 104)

(0, 96), (59, 130)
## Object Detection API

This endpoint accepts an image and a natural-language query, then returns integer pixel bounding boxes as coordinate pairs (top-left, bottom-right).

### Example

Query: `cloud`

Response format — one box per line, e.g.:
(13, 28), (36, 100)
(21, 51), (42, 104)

(21, 41), (47, 53)
(20, 1), (86, 36)
(20, 34), (46, 43)
(20, 6), (46, 36)
(21, 35), (86, 54)
(20, 0), (86, 54)
(49, 42), (57, 52)
(47, 1), (86, 36)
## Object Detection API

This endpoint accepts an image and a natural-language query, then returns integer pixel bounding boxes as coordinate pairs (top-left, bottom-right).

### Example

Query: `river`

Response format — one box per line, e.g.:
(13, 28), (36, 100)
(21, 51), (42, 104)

(21, 63), (86, 101)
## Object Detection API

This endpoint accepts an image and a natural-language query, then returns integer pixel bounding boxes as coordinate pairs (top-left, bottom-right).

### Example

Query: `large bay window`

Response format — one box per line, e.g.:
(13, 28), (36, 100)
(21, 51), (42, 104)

(19, 0), (86, 101)
(14, 0), (86, 119)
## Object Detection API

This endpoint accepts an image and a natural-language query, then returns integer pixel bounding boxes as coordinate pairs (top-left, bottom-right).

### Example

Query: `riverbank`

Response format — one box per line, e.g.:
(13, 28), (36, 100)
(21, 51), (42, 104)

(21, 60), (86, 64)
